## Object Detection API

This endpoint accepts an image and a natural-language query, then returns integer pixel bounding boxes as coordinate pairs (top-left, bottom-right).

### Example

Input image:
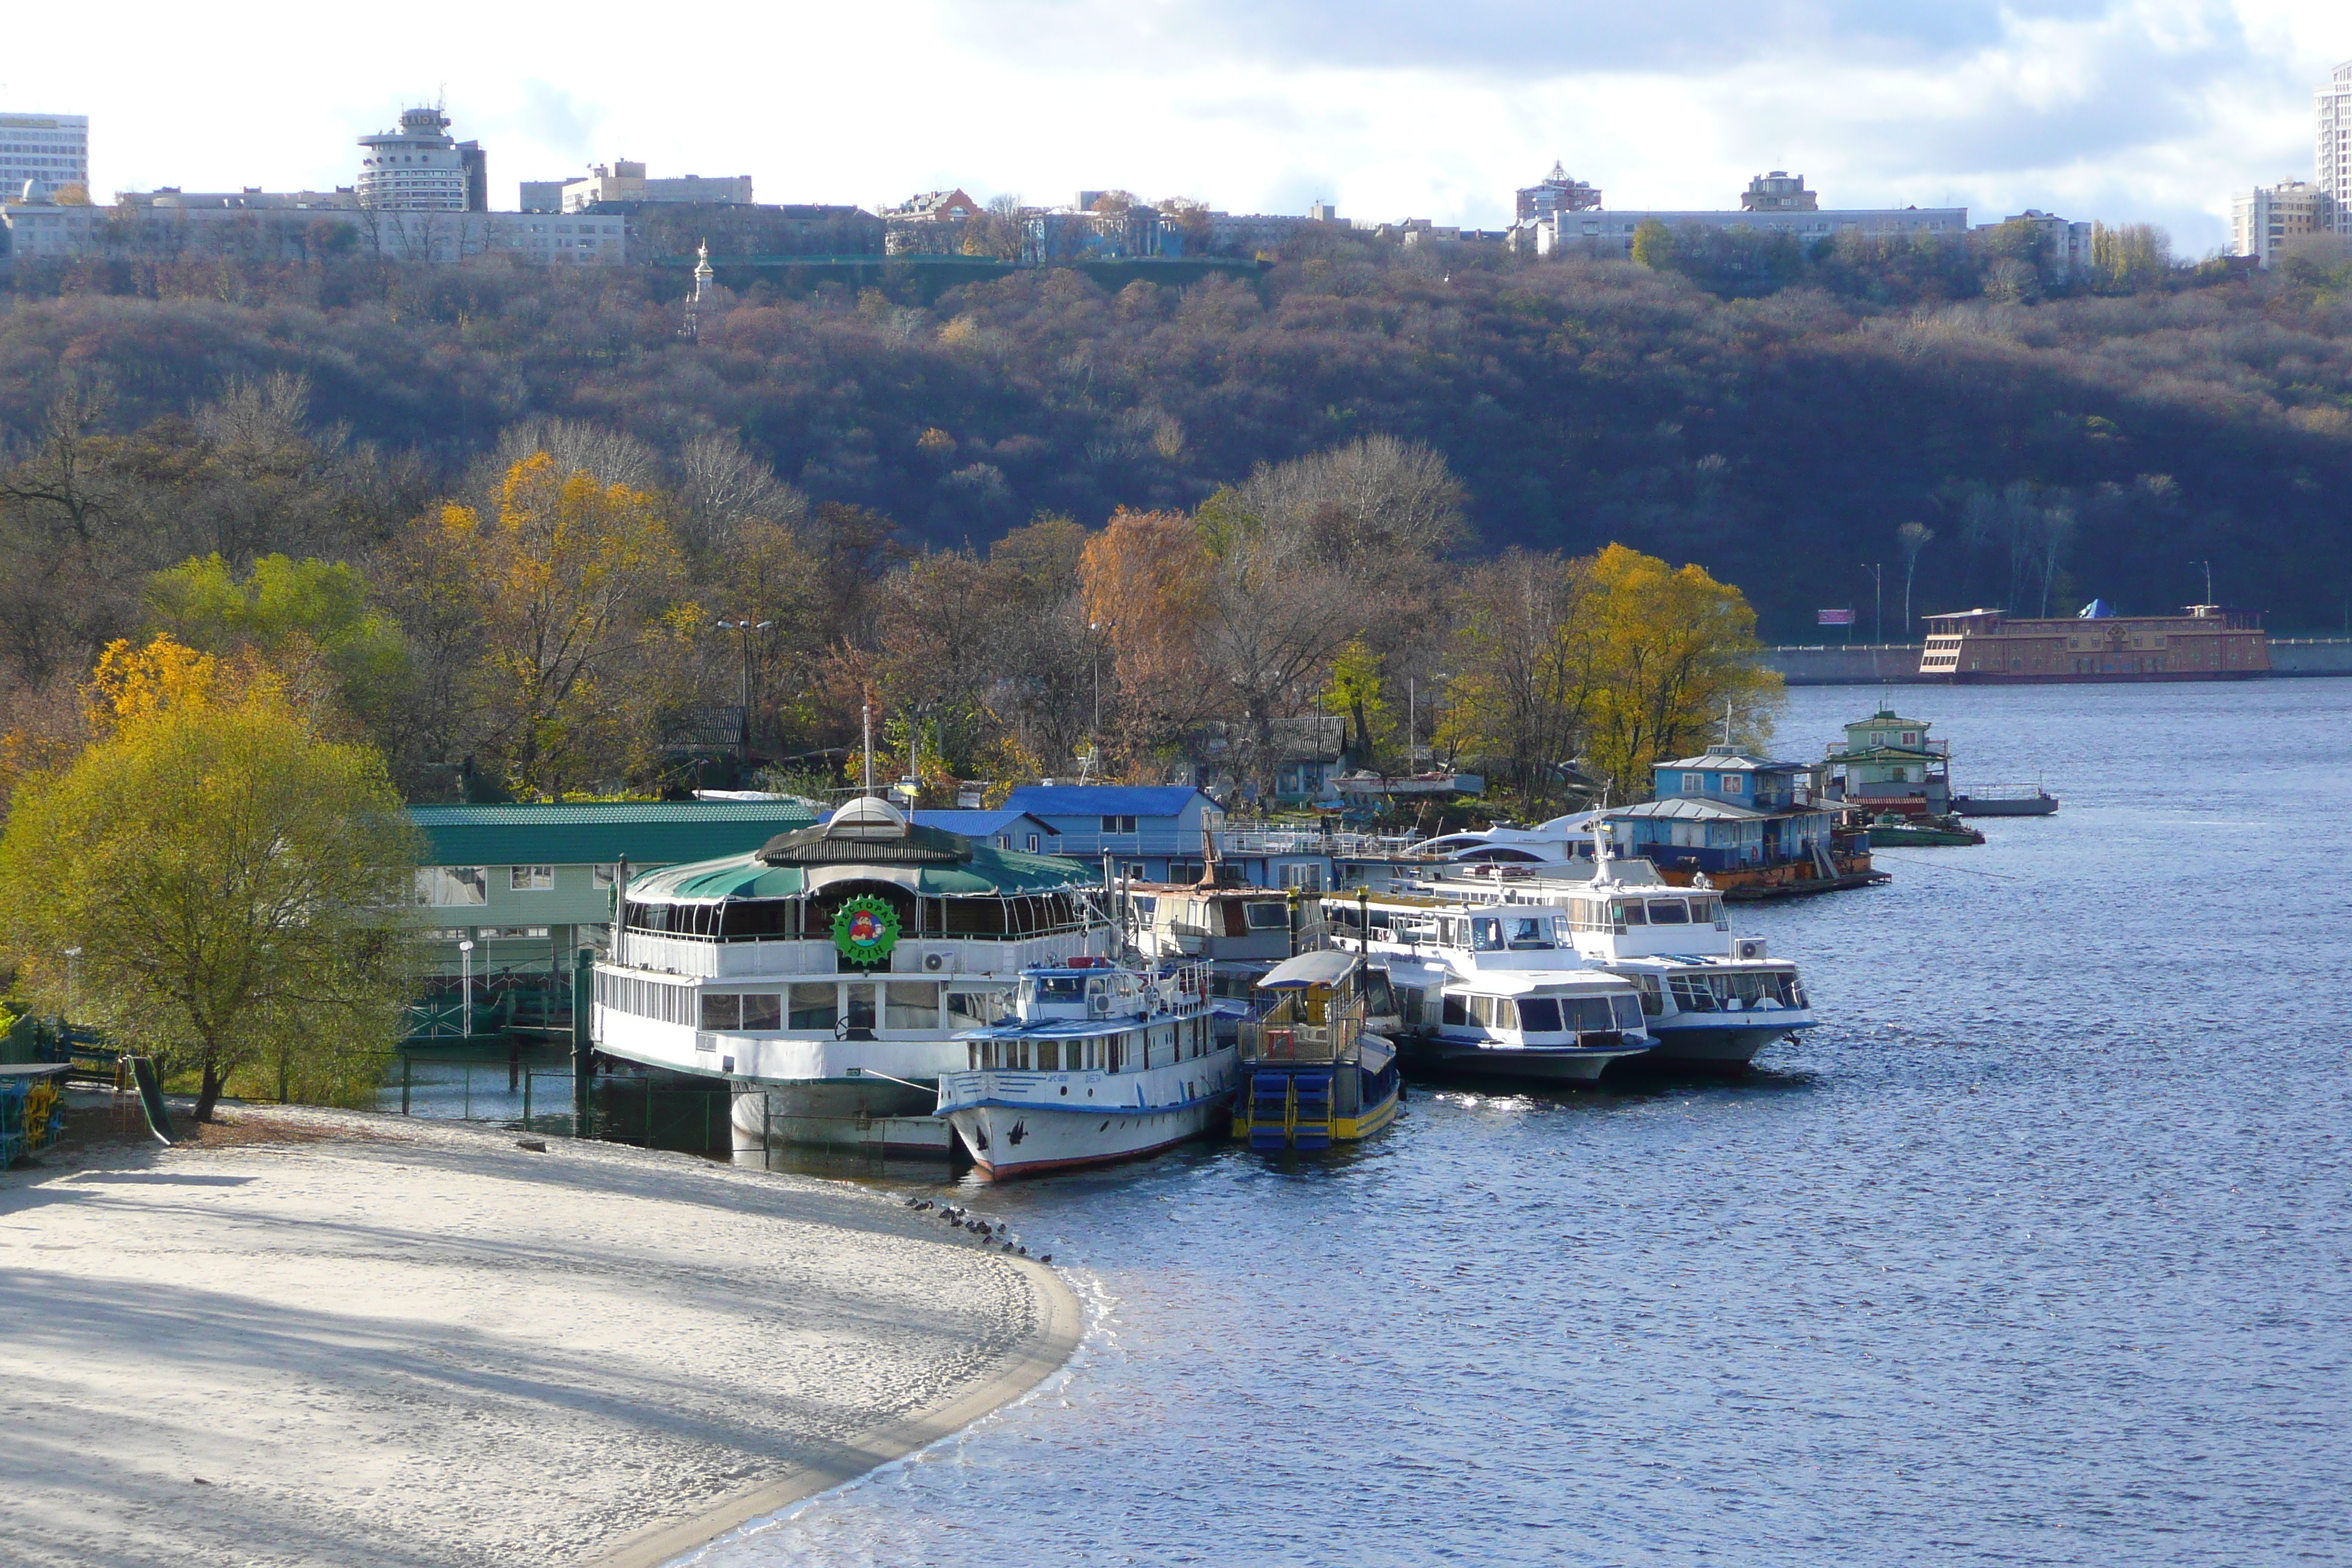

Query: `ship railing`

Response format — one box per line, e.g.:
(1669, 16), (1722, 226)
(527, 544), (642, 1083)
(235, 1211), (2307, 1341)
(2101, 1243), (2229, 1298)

(1240, 996), (1364, 1065)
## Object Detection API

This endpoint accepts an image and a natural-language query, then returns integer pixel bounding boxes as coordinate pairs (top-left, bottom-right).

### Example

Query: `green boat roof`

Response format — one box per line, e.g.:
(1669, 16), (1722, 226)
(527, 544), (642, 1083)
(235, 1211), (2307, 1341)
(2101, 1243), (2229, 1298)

(624, 799), (1098, 902)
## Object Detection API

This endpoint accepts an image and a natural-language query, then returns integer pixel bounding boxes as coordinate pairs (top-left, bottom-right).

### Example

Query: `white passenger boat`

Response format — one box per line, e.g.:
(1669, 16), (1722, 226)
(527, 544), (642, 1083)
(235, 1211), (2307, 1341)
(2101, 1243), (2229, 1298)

(593, 796), (1115, 1156)
(1398, 837), (1819, 1067)
(1328, 891), (1654, 1082)
(935, 960), (1235, 1179)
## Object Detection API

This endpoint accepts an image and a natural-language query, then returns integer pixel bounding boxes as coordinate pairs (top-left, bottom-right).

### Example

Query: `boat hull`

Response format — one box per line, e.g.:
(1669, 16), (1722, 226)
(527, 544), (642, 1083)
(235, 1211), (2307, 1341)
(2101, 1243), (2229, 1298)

(1233, 1063), (1403, 1147)
(946, 1092), (1232, 1179)
(1398, 1031), (1646, 1082)
(1629, 1018), (1806, 1068)
(1952, 794), (2059, 817)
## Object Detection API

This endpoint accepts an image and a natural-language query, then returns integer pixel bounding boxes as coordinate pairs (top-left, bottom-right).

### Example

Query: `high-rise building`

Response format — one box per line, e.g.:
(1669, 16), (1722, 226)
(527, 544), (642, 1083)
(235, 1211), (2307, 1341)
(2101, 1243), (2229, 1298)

(2321, 60), (2352, 235)
(357, 107), (486, 212)
(0, 112), (89, 201)
(1516, 162), (1602, 222)
(1741, 171), (1819, 212)
(2231, 179), (2333, 266)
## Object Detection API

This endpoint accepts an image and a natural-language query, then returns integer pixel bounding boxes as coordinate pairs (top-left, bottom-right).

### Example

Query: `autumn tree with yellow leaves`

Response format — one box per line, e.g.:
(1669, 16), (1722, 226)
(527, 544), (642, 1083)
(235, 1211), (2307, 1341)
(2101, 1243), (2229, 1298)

(1440, 544), (1780, 811)
(0, 636), (419, 1120)
(406, 454), (692, 799)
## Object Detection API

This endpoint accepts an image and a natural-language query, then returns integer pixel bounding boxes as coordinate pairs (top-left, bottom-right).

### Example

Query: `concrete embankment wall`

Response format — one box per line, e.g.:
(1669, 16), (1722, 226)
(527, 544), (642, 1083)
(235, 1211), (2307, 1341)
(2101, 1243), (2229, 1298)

(1760, 640), (2352, 685)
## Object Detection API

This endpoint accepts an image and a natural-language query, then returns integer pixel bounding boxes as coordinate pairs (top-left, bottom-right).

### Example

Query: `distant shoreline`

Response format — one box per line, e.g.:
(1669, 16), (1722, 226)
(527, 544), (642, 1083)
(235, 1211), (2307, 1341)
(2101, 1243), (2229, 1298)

(1, 1105), (1079, 1568)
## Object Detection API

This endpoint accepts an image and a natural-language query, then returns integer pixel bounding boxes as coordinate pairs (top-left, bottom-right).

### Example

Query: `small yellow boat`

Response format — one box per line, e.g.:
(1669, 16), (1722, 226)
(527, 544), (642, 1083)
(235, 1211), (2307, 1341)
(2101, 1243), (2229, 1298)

(1232, 951), (1401, 1150)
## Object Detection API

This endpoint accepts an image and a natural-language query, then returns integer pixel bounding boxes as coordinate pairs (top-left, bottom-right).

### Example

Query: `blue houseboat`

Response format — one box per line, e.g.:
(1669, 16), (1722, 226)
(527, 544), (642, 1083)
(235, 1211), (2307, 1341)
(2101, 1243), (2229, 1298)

(1606, 752), (1880, 898)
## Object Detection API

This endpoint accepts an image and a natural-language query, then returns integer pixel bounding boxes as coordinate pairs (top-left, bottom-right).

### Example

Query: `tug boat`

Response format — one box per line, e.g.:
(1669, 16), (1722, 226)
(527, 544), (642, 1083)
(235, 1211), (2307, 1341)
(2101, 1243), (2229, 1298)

(1330, 890), (1655, 1082)
(935, 959), (1235, 1180)
(1233, 949), (1403, 1150)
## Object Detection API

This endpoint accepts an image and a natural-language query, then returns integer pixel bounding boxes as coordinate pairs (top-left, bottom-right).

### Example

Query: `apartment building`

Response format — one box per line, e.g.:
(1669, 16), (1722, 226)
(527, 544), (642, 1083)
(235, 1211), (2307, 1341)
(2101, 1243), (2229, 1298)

(0, 111), (88, 201)
(1528, 173), (1966, 256)
(2321, 59), (2352, 235)
(2231, 179), (2334, 267)
(527, 160), (754, 214)
(357, 106), (486, 212)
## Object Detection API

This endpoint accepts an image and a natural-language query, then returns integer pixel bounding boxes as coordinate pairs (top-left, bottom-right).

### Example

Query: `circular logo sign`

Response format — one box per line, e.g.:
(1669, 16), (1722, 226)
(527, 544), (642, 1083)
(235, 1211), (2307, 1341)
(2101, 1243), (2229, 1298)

(832, 896), (902, 967)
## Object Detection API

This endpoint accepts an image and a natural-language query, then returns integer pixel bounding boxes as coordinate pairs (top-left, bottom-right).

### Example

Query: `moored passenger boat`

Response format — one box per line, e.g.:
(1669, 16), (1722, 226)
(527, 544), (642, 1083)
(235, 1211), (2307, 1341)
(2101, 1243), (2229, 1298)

(1335, 891), (1654, 1082)
(593, 796), (1115, 1156)
(1405, 838), (1820, 1068)
(1233, 950), (1402, 1150)
(935, 960), (1235, 1179)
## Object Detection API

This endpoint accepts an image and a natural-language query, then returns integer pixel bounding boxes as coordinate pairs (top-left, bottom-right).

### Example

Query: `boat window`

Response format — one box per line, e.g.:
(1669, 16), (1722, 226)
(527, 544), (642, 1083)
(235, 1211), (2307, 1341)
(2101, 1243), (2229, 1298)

(885, 982), (941, 1030)
(1469, 995), (1492, 1026)
(1647, 899), (1691, 924)
(947, 990), (1011, 1029)
(1611, 993), (1643, 1030)
(843, 984), (878, 1033)
(1245, 902), (1289, 930)
(1471, 917), (1504, 951)
(1365, 973), (1397, 1016)
(1633, 975), (1664, 1015)
(968, 1041), (982, 1069)
(1443, 992), (1468, 1026)
(1030, 975), (1087, 1003)
(1566, 997), (1619, 1033)
(1507, 916), (1553, 950)
(1518, 997), (1563, 1033)
(1616, 900), (1648, 927)
(700, 992), (741, 1030)
(1038, 1040), (1060, 1071)
(742, 993), (781, 1030)
(1495, 998), (1518, 1030)
(788, 983), (837, 1030)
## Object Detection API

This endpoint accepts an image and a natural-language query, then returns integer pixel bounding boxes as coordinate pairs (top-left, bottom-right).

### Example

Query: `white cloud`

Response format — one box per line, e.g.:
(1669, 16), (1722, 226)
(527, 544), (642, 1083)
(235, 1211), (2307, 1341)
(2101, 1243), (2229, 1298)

(22, 0), (2351, 255)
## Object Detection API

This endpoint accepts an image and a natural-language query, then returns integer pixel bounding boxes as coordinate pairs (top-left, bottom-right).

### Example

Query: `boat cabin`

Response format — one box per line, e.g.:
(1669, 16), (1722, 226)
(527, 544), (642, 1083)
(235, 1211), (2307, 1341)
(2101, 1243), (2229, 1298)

(1822, 709), (1950, 815)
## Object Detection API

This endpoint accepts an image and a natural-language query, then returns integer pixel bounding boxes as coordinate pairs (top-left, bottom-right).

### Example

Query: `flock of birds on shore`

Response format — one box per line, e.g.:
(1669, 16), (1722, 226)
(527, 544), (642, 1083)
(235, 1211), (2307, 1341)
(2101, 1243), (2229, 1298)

(905, 1196), (1049, 1264)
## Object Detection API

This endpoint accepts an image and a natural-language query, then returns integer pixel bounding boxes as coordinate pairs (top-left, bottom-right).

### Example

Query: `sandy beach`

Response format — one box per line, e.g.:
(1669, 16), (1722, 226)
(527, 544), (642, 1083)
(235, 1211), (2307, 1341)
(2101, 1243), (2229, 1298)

(0, 1104), (1079, 1568)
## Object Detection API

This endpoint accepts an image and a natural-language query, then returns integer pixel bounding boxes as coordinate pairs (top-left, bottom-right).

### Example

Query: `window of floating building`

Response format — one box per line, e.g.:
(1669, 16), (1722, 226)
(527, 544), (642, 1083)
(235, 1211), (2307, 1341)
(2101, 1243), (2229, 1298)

(417, 866), (488, 905)
(510, 865), (554, 891)
(947, 989), (1013, 1030)
(885, 981), (941, 1030)
(788, 983), (838, 1030)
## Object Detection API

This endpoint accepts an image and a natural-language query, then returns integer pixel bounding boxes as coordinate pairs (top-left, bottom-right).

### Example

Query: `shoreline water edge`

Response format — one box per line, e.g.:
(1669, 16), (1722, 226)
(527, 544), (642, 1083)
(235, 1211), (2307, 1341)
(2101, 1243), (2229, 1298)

(0, 1104), (1081, 1568)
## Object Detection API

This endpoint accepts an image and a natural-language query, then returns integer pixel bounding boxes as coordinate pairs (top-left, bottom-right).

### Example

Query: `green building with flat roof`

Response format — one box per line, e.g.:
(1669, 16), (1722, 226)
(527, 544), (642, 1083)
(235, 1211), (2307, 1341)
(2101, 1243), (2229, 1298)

(404, 801), (822, 985)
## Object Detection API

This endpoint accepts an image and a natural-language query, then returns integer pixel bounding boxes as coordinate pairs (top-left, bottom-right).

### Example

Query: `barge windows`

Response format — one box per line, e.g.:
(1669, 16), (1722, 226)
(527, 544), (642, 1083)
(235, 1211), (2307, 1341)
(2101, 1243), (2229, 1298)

(788, 982), (838, 1030)
(1245, 901), (1289, 930)
(843, 984), (878, 1038)
(510, 865), (554, 892)
(1647, 898), (1691, 925)
(742, 992), (781, 1029)
(417, 866), (488, 905)
(699, 992), (783, 1030)
(1037, 1040), (1060, 1071)
(885, 981), (941, 1030)
(947, 990), (1013, 1030)
(1518, 997), (1563, 1033)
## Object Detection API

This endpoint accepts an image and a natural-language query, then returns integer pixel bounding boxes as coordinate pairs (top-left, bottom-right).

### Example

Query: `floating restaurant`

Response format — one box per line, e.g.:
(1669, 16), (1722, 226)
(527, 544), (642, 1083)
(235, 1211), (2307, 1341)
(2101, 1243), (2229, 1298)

(1919, 603), (2270, 682)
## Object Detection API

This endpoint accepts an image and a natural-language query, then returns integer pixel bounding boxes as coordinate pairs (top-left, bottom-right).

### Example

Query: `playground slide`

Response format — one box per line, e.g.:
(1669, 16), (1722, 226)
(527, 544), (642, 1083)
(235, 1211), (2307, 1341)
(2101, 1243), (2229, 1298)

(129, 1057), (174, 1145)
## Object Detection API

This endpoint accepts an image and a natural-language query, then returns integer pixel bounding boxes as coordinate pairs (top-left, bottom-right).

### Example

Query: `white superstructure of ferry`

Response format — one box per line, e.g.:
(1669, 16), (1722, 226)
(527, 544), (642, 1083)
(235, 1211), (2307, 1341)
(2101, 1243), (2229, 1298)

(593, 796), (1114, 1155)
(935, 960), (1235, 1179)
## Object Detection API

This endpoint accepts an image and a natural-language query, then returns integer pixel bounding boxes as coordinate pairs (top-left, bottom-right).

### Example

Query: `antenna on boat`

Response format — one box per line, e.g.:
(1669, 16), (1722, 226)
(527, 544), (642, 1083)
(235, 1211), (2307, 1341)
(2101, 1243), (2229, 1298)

(861, 700), (874, 797)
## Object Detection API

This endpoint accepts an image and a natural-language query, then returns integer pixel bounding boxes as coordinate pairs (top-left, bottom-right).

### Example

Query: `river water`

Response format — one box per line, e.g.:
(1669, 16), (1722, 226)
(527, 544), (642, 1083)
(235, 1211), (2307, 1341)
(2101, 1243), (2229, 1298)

(691, 679), (2352, 1568)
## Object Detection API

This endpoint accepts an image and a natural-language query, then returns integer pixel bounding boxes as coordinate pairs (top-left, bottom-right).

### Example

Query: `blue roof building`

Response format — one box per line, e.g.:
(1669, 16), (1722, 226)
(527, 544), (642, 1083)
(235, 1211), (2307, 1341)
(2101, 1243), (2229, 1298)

(1000, 785), (1225, 882)
(1606, 752), (1836, 877)
(902, 809), (1059, 854)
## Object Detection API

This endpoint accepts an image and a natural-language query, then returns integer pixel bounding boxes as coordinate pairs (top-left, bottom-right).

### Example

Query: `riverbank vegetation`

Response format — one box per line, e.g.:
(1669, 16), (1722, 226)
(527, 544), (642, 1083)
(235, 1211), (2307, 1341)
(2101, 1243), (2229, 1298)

(0, 636), (418, 1118)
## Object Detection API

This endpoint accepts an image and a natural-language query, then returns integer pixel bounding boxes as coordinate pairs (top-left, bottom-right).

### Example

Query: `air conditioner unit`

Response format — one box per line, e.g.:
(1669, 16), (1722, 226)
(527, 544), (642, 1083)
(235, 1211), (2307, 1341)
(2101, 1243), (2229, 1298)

(924, 951), (946, 973)
(1735, 938), (1768, 961)
(1088, 993), (1112, 1017)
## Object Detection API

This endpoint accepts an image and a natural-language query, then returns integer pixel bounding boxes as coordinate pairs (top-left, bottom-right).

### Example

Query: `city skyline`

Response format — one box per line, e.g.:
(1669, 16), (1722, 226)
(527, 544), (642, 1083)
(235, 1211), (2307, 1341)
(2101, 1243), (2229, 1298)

(4, 1), (2350, 251)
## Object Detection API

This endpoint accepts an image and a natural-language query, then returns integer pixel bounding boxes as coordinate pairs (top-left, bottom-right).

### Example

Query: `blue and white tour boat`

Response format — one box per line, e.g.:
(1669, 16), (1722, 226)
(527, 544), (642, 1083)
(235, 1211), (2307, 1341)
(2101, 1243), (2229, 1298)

(935, 959), (1235, 1179)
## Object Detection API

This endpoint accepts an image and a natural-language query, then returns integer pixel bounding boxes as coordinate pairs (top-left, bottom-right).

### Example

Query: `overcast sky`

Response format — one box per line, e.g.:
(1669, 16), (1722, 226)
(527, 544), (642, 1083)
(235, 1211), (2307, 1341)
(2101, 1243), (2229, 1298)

(10, 1), (2348, 254)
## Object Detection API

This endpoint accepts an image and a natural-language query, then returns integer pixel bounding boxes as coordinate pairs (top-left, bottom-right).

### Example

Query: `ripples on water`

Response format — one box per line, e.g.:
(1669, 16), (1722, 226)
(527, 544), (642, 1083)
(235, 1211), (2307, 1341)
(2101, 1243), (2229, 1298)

(693, 682), (2352, 1567)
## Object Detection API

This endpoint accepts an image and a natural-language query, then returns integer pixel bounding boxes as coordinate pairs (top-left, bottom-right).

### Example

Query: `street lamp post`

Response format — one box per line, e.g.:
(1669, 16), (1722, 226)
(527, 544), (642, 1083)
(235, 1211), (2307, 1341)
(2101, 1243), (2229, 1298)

(458, 939), (475, 1040)
(715, 619), (774, 763)
(2190, 559), (2215, 606)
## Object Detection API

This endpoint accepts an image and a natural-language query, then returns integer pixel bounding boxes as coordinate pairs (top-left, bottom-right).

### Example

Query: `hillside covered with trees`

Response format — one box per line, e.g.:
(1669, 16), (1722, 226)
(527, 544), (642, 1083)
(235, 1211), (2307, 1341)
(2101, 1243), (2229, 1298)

(1, 233), (2348, 807)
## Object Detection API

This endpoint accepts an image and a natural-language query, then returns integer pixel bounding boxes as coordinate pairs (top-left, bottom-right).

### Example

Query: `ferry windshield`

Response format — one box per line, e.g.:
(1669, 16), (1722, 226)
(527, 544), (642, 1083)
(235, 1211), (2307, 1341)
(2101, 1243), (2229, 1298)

(1245, 902), (1288, 930)
(1470, 917), (1506, 951)
(1028, 975), (1088, 1002)
(1648, 899), (1691, 924)
(1506, 916), (1553, 950)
